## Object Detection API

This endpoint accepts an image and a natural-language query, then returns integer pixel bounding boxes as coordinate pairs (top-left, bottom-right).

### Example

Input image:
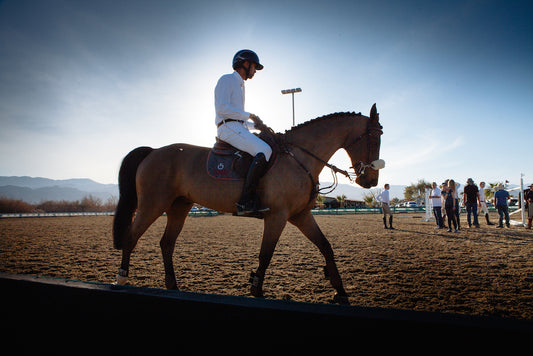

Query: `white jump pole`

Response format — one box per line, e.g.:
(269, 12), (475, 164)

(422, 187), (433, 222)
(521, 173), (526, 227)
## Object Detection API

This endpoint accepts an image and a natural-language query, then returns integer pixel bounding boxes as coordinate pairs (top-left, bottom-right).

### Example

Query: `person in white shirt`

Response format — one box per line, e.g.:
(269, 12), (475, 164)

(214, 49), (272, 216)
(478, 181), (494, 225)
(429, 182), (443, 228)
(376, 183), (394, 229)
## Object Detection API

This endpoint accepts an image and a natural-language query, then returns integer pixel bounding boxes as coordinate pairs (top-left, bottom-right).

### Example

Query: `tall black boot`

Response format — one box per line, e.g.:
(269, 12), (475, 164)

(485, 213), (494, 225)
(383, 216), (388, 229)
(236, 153), (269, 216)
(389, 216), (395, 230)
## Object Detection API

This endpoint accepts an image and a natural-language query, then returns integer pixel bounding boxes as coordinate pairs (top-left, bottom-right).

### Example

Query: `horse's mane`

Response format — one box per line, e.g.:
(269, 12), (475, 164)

(284, 111), (363, 134)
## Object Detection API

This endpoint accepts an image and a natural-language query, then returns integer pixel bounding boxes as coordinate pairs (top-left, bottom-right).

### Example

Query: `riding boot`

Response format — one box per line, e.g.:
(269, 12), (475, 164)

(527, 218), (532, 230)
(485, 213), (494, 225)
(389, 216), (395, 230)
(383, 217), (388, 229)
(236, 153), (270, 216)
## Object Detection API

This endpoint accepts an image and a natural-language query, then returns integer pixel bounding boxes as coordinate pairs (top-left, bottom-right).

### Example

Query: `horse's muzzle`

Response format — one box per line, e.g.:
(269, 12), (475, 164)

(351, 159), (385, 177)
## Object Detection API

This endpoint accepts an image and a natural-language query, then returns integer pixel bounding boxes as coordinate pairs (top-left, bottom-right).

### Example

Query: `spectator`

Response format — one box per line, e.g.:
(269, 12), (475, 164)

(376, 183), (394, 230)
(463, 178), (480, 228)
(429, 182), (443, 229)
(494, 184), (511, 228)
(454, 180), (462, 230)
(525, 184), (533, 230)
(478, 181), (494, 225)
(443, 180), (458, 233)
(441, 180), (448, 228)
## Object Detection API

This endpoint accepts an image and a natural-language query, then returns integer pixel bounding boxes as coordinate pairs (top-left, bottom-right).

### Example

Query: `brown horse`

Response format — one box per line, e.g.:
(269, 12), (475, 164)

(113, 104), (384, 304)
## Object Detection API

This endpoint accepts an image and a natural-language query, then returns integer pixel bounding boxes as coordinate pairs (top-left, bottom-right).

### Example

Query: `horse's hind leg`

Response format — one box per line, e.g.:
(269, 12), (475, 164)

(160, 198), (193, 289)
(289, 211), (349, 304)
(118, 205), (167, 285)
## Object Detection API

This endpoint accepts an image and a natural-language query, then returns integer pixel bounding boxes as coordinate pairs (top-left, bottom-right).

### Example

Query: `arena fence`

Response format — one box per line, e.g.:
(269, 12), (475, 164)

(0, 210), (220, 219)
(0, 206), (517, 219)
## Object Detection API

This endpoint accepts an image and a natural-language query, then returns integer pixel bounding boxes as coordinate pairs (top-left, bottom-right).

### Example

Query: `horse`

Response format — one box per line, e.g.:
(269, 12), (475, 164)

(113, 104), (384, 304)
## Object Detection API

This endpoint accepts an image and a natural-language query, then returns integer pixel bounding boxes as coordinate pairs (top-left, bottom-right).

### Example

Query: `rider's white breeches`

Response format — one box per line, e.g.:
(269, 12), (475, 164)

(217, 121), (272, 161)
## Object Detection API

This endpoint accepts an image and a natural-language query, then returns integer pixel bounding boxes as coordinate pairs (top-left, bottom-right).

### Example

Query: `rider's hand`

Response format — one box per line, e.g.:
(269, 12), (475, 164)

(249, 113), (266, 130)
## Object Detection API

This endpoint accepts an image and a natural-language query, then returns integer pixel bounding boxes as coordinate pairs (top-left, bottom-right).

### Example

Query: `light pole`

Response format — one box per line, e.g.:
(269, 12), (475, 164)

(281, 87), (302, 127)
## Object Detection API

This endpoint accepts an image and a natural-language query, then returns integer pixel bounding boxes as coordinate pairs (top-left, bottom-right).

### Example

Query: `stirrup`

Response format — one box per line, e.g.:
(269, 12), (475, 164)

(235, 201), (269, 216)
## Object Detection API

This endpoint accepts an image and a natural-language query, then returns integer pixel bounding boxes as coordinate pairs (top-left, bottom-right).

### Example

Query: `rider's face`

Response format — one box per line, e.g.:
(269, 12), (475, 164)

(245, 61), (257, 79)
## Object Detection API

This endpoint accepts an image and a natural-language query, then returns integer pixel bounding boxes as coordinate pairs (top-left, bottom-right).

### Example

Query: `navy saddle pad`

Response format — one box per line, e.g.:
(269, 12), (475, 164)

(207, 140), (252, 180)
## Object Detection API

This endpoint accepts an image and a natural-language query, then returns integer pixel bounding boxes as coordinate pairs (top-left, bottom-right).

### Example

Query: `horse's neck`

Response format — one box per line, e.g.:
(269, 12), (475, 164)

(288, 117), (354, 162)
(286, 116), (360, 176)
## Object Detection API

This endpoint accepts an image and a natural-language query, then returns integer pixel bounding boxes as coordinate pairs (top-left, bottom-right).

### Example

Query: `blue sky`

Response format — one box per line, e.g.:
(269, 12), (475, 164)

(0, 0), (531, 188)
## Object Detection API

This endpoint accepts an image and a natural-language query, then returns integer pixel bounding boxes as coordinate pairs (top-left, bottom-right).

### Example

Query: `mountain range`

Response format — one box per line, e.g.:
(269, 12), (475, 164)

(0, 176), (406, 204)
(318, 182), (405, 201)
(1, 176), (525, 204)
(0, 176), (118, 204)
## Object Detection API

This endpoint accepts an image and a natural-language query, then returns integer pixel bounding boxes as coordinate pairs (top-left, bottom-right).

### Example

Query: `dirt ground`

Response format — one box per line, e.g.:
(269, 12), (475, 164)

(1, 212), (532, 320)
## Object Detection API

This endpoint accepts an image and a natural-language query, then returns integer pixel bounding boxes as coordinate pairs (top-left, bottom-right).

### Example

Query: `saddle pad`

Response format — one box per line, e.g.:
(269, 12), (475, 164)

(207, 150), (249, 180)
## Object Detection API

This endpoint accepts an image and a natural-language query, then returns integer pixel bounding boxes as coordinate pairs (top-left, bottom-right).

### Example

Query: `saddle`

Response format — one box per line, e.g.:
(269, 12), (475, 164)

(207, 131), (280, 180)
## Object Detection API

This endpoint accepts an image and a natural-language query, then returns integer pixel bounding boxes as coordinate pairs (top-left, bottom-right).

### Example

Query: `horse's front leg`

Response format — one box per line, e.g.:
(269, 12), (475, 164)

(250, 212), (288, 297)
(289, 211), (349, 304)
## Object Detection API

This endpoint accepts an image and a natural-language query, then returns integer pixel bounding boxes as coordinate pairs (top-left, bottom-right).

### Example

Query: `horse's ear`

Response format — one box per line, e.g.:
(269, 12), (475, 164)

(370, 103), (379, 121)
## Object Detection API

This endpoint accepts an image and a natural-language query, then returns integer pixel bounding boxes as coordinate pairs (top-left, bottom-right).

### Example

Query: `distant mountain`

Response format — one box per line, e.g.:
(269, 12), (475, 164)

(0, 176), (118, 204)
(2, 176), (525, 205)
(319, 182), (405, 201)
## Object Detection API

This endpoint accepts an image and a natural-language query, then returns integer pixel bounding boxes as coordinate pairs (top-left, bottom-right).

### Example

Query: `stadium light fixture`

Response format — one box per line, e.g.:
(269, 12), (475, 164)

(281, 88), (302, 127)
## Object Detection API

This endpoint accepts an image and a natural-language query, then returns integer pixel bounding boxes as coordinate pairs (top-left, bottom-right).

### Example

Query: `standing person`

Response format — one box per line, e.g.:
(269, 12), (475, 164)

(429, 182), (443, 228)
(494, 184), (511, 228)
(478, 181), (494, 225)
(444, 180), (458, 232)
(215, 49), (272, 216)
(454, 180), (462, 230)
(376, 184), (394, 229)
(441, 180), (448, 229)
(524, 184), (533, 230)
(463, 178), (480, 228)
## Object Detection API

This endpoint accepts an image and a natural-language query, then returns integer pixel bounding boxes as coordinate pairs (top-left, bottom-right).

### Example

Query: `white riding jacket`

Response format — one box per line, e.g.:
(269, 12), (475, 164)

(214, 71), (272, 161)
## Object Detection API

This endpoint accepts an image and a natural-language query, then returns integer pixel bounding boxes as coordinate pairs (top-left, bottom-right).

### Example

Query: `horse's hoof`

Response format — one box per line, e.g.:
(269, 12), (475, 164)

(116, 268), (129, 285)
(332, 293), (350, 305)
(250, 286), (264, 298)
(249, 271), (264, 297)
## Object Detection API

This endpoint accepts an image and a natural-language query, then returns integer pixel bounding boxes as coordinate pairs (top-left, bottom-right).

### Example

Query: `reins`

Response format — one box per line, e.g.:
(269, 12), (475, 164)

(259, 113), (381, 203)
(285, 129), (372, 197)
(286, 143), (353, 197)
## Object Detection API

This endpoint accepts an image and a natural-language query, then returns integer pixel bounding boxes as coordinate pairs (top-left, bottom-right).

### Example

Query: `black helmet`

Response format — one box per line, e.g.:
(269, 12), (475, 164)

(232, 49), (264, 70)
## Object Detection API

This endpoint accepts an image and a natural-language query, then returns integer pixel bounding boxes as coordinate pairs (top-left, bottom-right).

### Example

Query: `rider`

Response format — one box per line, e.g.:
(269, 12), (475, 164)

(215, 49), (272, 216)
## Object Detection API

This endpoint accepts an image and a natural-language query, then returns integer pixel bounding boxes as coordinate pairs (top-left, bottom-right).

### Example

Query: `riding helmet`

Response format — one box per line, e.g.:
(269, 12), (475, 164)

(232, 49), (264, 70)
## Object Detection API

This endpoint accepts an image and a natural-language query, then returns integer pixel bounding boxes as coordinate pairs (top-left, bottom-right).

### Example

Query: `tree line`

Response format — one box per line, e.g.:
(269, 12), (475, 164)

(0, 195), (118, 213)
(314, 179), (512, 209)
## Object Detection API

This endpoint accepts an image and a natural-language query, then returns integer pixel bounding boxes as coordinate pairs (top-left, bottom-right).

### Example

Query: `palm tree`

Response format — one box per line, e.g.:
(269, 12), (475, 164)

(363, 191), (378, 208)
(486, 181), (506, 204)
(315, 194), (325, 209)
(336, 194), (346, 208)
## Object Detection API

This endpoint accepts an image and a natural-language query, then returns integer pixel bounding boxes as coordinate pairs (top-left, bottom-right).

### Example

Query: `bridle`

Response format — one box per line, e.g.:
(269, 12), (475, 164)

(286, 119), (384, 196)
(344, 121), (384, 178)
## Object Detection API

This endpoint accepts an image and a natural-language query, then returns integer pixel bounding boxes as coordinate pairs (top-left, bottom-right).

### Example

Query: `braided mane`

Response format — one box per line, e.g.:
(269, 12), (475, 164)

(285, 111), (363, 134)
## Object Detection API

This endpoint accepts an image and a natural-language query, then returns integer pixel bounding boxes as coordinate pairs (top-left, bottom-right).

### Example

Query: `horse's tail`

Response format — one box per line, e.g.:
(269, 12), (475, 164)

(113, 146), (154, 250)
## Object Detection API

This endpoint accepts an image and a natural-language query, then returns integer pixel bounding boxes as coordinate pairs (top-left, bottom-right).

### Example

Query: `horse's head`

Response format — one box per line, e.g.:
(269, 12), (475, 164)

(344, 104), (384, 188)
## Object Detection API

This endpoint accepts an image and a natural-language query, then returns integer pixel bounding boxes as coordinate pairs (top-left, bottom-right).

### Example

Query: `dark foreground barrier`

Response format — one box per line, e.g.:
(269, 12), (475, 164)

(1, 273), (531, 351)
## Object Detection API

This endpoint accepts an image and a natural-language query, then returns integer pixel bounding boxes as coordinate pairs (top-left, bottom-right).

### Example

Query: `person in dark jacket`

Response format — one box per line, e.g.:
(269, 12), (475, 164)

(463, 178), (480, 228)
(525, 184), (533, 230)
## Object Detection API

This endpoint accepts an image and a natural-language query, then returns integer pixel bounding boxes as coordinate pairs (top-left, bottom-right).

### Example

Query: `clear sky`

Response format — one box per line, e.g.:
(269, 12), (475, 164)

(1, 0), (531, 188)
